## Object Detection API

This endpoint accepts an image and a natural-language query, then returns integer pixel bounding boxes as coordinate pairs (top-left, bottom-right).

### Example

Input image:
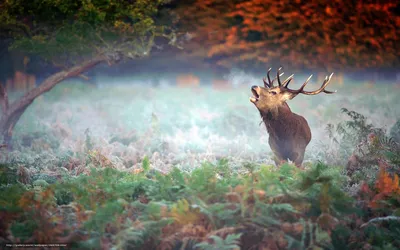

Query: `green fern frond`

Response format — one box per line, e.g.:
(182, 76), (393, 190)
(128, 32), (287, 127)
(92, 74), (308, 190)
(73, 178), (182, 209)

(195, 233), (241, 250)
(115, 218), (173, 250)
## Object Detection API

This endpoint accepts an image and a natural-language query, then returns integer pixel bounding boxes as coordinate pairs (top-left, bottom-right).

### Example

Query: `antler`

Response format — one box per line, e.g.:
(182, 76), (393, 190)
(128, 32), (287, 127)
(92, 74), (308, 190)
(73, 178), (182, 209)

(263, 67), (293, 88)
(263, 67), (336, 95)
(263, 67), (284, 88)
(284, 73), (336, 95)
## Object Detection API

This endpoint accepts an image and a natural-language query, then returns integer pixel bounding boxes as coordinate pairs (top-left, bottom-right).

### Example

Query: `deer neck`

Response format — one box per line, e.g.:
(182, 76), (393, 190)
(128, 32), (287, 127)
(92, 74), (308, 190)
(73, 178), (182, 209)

(260, 103), (293, 132)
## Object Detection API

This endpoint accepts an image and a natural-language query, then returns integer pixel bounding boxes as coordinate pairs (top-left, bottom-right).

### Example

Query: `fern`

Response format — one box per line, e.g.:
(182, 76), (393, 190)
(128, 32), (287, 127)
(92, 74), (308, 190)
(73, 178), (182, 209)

(142, 155), (150, 173)
(169, 199), (202, 225)
(339, 108), (384, 140)
(145, 167), (188, 202)
(380, 137), (400, 168)
(362, 221), (400, 249)
(361, 216), (400, 228)
(0, 163), (20, 186)
(114, 219), (173, 250)
(251, 202), (298, 228)
(84, 128), (93, 152)
(297, 162), (355, 216)
(390, 119), (400, 144)
(327, 108), (388, 163)
(2, 147), (398, 249)
(0, 183), (27, 213)
(53, 167), (142, 211)
(187, 162), (231, 201)
(286, 219), (333, 250)
(83, 200), (127, 233)
(195, 233), (242, 250)
(10, 220), (37, 241)
(201, 202), (241, 228)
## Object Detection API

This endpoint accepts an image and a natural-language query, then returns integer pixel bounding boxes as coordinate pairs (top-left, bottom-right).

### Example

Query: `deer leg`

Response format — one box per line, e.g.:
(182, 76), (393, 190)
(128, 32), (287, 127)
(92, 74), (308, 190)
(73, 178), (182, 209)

(292, 151), (305, 169)
(271, 149), (288, 167)
(273, 155), (287, 166)
(269, 140), (287, 167)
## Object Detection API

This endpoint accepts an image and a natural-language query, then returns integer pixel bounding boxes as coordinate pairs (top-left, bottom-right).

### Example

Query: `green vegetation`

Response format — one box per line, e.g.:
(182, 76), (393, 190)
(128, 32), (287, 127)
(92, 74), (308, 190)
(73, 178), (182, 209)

(1, 0), (177, 63)
(0, 81), (399, 249)
(1, 157), (399, 249)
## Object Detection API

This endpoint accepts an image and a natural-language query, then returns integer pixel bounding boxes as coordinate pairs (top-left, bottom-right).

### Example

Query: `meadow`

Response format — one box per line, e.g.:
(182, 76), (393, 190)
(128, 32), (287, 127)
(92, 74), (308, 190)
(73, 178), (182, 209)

(0, 75), (399, 249)
(5, 76), (400, 169)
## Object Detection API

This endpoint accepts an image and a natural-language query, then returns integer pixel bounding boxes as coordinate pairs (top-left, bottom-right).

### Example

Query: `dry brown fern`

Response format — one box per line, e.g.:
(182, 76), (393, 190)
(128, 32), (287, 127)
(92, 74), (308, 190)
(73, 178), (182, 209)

(17, 165), (31, 184)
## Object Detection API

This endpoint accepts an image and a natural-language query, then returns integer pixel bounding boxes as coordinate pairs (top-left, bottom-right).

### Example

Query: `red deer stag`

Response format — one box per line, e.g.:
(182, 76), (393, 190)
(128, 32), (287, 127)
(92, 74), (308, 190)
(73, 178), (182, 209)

(250, 67), (336, 167)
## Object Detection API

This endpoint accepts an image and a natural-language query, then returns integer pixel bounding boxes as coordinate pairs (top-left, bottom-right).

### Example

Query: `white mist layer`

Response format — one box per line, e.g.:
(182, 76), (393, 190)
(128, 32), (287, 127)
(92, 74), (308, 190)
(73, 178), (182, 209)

(13, 75), (400, 171)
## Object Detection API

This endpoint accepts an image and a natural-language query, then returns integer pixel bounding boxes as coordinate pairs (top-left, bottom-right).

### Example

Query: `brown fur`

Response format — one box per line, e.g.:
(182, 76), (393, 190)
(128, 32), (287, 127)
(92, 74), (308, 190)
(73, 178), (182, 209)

(257, 96), (311, 167)
(264, 104), (311, 167)
(250, 69), (335, 167)
(250, 86), (312, 167)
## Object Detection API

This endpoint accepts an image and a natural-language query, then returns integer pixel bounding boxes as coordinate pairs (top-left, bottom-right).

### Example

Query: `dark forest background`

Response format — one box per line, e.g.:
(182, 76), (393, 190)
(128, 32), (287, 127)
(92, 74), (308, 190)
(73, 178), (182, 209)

(1, 0), (399, 89)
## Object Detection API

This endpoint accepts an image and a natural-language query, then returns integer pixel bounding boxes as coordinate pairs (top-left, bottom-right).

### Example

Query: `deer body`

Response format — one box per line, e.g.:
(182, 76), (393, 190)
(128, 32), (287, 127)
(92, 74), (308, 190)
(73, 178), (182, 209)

(260, 102), (311, 166)
(250, 68), (335, 167)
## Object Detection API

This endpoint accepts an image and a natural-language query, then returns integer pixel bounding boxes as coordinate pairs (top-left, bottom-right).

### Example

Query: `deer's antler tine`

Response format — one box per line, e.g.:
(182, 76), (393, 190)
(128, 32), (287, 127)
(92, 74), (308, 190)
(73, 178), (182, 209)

(282, 74), (294, 88)
(277, 67), (283, 86)
(267, 68), (273, 87)
(324, 73), (334, 87)
(296, 72), (336, 95)
(305, 74), (313, 84)
(323, 89), (337, 94)
(270, 72), (284, 85)
(297, 74), (312, 92)
(317, 73), (333, 91)
(284, 74), (311, 94)
(263, 77), (270, 88)
(320, 73), (337, 94)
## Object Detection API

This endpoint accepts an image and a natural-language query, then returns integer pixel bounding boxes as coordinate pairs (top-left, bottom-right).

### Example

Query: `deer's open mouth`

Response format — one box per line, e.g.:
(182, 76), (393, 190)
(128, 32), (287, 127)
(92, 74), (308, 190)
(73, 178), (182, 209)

(250, 86), (260, 103)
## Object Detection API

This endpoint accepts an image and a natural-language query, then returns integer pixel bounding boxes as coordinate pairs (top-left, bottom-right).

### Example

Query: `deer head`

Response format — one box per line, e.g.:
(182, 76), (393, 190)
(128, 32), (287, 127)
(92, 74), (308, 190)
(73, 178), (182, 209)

(250, 67), (336, 116)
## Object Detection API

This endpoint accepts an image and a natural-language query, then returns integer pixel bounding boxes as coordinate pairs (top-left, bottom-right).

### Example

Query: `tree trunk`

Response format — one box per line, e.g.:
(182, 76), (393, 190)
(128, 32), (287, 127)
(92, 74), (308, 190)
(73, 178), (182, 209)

(0, 55), (106, 150)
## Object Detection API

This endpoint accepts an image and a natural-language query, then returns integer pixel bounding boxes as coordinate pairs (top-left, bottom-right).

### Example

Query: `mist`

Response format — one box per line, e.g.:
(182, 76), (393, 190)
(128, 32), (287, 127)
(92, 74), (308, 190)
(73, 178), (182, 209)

(6, 69), (399, 173)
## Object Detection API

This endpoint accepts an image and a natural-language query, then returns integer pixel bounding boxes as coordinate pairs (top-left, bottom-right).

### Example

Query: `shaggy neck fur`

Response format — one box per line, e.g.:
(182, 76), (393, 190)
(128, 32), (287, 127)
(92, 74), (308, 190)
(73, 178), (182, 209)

(259, 102), (293, 134)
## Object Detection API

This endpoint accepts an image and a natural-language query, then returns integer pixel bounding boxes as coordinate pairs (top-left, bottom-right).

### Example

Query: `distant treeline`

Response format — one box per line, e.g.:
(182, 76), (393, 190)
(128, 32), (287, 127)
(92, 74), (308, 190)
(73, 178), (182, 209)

(172, 0), (400, 71)
(1, 0), (399, 88)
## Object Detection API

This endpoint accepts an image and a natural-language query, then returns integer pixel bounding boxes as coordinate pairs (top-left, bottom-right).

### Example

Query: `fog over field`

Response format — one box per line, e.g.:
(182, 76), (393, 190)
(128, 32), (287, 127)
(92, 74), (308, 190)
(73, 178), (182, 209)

(4, 72), (400, 172)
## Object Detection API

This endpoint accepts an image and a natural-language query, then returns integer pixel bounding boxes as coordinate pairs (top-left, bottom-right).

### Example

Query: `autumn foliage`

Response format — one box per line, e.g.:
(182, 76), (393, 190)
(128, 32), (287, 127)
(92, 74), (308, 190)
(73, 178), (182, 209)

(176, 0), (400, 71)
(361, 167), (400, 209)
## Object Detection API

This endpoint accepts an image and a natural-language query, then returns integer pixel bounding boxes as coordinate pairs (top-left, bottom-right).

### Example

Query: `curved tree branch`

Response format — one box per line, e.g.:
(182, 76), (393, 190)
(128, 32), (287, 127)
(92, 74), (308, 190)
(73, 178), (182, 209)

(0, 83), (9, 114)
(0, 54), (107, 147)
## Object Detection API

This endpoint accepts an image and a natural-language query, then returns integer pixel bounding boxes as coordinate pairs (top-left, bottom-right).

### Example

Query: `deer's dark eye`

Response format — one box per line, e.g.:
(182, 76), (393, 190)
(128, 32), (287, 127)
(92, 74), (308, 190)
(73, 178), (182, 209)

(270, 91), (277, 95)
